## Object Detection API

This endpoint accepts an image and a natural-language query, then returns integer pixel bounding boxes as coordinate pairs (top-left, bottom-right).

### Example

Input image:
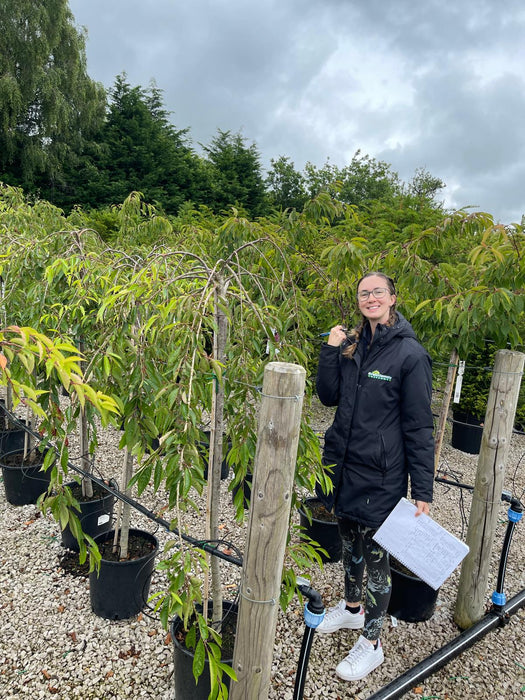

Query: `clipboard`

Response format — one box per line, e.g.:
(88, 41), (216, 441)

(373, 498), (469, 590)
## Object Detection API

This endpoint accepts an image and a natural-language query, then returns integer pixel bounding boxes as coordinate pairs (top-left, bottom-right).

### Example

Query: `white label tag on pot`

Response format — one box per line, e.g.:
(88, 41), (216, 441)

(98, 514), (110, 526)
(453, 360), (465, 403)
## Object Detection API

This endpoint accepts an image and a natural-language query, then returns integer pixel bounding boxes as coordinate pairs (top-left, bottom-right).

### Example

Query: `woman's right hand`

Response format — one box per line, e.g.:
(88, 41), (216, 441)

(327, 325), (347, 347)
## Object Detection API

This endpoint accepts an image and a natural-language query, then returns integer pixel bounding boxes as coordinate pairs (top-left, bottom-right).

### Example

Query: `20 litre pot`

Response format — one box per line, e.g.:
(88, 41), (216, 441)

(171, 601), (238, 700)
(387, 558), (439, 622)
(0, 419), (31, 458)
(89, 528), (158, 620)
(61, 481), (115, 551)
(0, 448), (51, 506)
(298, 496), (342, 563)
(451, 411), (483, 455)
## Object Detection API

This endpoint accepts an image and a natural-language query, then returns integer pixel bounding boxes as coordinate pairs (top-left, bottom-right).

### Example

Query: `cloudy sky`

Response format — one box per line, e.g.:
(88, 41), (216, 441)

(68, 0), (525, 224)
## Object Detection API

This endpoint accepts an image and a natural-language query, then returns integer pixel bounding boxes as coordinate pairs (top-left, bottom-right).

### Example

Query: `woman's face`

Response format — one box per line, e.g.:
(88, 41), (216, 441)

(357, 275), (396, 326)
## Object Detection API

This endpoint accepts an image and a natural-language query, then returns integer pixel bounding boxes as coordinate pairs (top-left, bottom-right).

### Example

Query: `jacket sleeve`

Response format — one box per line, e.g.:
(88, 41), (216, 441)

(316, 343), (342, 407)
(400, 345), (435, 503)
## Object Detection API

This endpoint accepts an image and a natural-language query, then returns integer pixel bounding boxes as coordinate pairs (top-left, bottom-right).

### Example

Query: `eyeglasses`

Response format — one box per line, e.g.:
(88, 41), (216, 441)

(357, 287), (390, 301)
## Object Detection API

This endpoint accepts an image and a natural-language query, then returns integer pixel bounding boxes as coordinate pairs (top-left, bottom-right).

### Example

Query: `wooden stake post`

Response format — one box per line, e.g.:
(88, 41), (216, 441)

(229, 362), (306, 700)
(454, 349), (525, 629)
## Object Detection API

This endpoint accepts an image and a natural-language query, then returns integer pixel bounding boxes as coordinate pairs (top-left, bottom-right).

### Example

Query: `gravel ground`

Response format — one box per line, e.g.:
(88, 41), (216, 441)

(1, 397), (524, 700)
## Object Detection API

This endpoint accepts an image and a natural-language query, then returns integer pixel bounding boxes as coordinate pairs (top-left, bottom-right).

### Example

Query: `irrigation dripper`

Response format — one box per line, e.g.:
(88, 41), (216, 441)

(293, 576), (325, 700)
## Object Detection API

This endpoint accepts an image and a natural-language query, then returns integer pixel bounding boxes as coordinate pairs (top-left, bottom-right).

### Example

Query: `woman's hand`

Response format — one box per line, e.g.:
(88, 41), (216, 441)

(415, 501), (430, 516)
(327, 325), (347, 347)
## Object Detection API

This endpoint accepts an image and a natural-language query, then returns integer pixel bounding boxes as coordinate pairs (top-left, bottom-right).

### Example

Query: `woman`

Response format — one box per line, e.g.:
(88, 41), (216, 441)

(315, 272), (434, 682)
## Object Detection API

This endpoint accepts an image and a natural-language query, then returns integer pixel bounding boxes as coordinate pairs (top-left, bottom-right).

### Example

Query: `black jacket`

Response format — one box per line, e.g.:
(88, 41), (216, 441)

(315, 313), (434, 528)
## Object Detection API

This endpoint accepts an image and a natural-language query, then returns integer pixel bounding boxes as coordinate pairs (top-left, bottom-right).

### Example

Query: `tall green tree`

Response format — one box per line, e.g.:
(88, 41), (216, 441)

(265, 155), (307, 211)
(61, 74), (205, 214)
(303, 150), (402, 207)
(0, 0), (106, 196)
(202, 129), (268, 217)
(406, 167), (446, 205)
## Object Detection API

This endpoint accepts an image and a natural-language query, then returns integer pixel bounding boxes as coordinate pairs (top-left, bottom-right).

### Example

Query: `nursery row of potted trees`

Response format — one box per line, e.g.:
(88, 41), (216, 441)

(1, 192), (334, 697)
(2, 184), (525, 697)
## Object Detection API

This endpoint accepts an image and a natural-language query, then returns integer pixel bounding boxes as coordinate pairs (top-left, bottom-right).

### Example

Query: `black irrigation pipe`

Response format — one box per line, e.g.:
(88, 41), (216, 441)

(366, 492), (524, 700)
(0, 405), (243, 568)
(365, 588), (525, 700)
(435, 476), (474, 492)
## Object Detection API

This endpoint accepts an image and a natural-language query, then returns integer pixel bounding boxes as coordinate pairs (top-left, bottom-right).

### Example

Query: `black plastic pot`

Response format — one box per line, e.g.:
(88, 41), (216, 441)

(388, 560), (439, 622)
(61, 481), (115, 552)
(298, 496), (342, 563)
(89, 528), (158, 620)
(451, 412), (483, 454)
(0, 448), (51, 506)
(171, 601), (238, 700)
(0, 419), (31, 458)
(199, 431), (230, 480)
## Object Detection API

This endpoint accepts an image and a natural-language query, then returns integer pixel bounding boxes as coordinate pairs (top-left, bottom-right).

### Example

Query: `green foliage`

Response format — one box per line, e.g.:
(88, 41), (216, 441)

(303, 150), (401, 207)
(452, 342), (525, 427)
(0, 0), (106, 196)
(0, 324), (119, 567)
(265, 155), (308, 211)
(3, 183), (525, 691)
(58, 75), (204, 215)
(202, 129), (268, 218)
(453, 343), (497, 420)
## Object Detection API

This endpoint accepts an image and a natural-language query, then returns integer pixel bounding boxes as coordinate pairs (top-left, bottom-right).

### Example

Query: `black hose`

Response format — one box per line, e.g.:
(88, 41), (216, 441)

(494, 520), (516, 603)
(293, 626), (316, 700)
(296, 584), (324, 614)
(365, 588), (525, 700)
(494, 499), (522, 607)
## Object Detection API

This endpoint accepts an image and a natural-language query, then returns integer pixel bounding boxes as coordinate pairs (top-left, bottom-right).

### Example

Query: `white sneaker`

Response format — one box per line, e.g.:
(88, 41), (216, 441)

(316, 600), (364, 634)
(336, 635), (384, 681)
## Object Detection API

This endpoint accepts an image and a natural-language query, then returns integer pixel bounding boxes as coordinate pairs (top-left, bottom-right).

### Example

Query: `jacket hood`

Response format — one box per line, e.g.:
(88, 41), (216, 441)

(359, 311), (418, 351)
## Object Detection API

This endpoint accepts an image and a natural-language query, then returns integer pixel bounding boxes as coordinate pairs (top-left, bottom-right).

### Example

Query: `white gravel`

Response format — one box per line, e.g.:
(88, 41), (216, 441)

(1, 399), (524, 700)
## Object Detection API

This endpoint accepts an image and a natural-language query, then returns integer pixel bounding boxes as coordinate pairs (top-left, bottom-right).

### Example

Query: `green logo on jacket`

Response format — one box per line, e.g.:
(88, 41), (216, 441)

(368, 369), (392, 382)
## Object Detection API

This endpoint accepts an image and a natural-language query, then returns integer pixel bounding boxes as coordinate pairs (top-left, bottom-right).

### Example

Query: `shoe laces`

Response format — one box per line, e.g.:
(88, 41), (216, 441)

(344, 639), (373, 668)
(326, 601), (347, 619)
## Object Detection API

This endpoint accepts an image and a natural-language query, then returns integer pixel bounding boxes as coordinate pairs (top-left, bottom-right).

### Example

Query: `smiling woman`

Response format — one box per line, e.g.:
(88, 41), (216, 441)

(314, 270), (435, 682)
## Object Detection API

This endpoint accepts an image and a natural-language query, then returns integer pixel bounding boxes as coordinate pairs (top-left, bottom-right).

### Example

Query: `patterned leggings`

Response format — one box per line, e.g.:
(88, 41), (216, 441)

(338, 518), (392, 641)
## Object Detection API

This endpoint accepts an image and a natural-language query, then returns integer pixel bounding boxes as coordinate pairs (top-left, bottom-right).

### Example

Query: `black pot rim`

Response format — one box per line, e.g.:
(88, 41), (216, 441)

(451, 411), (484, 427)
(65, 480), (115, 501)
(298, 496), (338, 524)
(93, 528), (159, 564)
(390, 560), (438, 588)
(0, 448), (48, 470)
(171, 601), (238, 662)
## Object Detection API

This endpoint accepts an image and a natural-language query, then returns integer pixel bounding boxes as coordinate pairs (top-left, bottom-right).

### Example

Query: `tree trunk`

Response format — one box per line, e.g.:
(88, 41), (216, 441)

(114, 446), (133, 560)
(80, 406), (93, 498)
(76, 340), (93, 498)
(206, 279), (228, 624)
(434, 348), (459, 472)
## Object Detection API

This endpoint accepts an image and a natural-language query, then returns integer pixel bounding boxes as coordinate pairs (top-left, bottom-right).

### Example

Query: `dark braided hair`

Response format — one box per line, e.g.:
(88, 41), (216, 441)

(343, 272), (397, 358)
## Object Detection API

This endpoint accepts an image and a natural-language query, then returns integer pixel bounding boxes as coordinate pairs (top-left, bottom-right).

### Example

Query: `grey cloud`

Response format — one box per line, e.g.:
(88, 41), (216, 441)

(68, 0), (525, 223)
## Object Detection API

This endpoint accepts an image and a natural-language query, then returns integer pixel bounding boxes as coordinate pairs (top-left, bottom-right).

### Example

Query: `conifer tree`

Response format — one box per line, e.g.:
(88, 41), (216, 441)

(203, 129), (268, 217)
(65, 74), (206, 214)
